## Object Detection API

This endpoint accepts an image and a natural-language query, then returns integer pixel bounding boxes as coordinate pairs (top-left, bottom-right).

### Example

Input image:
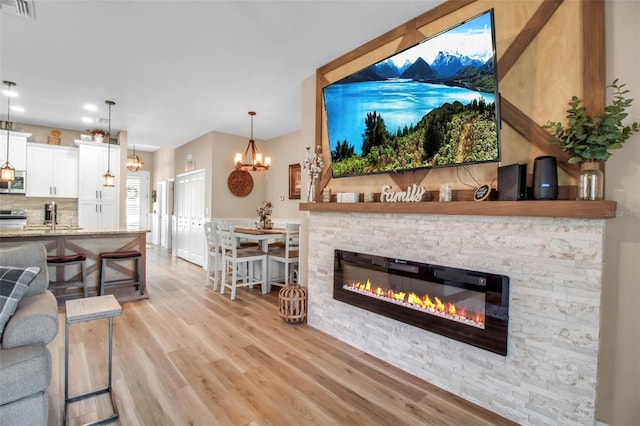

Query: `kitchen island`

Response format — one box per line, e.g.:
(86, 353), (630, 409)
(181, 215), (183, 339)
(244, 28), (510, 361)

(0, 227), (149, 301)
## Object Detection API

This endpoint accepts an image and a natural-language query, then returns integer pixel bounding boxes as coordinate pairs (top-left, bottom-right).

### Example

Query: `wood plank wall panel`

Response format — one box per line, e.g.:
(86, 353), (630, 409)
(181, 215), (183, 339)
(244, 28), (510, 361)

(314, 0), (604, 198)
(497, 0), (563, 82)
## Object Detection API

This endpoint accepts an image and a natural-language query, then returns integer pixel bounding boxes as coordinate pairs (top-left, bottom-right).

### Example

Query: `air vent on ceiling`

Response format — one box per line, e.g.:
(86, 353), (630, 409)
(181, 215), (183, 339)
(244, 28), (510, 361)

(0, 0), (35, 19)
(97, 118), (109, 124)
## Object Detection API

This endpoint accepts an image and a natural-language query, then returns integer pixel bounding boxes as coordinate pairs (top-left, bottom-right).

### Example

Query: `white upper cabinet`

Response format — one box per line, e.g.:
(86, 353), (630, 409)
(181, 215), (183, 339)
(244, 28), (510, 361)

(26, 143), (79, 198)
(0, 130), (30, 171)
(76, 141), (120, 202)
(75, 140), (120, 229)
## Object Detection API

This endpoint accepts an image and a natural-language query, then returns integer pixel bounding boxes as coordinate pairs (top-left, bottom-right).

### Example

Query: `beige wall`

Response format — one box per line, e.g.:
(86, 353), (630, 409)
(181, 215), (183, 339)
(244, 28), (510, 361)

(598, 1), (640, 425)
(264, 130), (306, 220)
(169, 129), (272, 219)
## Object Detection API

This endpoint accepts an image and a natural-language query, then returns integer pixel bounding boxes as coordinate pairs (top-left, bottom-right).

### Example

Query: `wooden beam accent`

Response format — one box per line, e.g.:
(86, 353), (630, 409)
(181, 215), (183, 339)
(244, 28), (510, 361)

(317, 0), (476, 77)
(497, 0), (563, 82)
(414, 0), (477, 28)
(582, 0), (605, 116)
(500, 96), (580, 175)
(581, 0), (606, 187)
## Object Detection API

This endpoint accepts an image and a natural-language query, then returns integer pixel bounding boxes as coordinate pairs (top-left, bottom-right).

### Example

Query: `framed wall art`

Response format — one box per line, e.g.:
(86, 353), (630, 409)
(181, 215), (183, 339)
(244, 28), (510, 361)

(289, 164), (301, 200)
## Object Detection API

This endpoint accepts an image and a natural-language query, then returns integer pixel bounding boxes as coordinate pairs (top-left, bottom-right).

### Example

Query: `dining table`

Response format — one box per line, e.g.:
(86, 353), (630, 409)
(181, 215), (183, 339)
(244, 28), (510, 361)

(233, 227), (286, 252)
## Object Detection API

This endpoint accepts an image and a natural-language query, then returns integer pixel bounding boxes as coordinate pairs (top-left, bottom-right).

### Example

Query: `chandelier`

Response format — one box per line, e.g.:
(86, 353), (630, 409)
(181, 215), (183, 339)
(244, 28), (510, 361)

(126, 142), (144, 172)
(234, 111), (270, 171)
(1, 81), (17, 182)
(102, 100), (116, 187)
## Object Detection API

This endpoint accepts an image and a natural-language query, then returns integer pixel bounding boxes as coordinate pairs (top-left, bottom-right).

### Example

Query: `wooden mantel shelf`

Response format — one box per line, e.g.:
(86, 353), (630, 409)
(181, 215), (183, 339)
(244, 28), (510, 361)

(299, 200), (617, 219)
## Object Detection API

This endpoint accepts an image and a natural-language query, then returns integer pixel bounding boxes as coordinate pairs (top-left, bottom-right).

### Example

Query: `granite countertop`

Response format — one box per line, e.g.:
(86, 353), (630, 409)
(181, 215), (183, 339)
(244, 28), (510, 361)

(0, 226), (150, 238)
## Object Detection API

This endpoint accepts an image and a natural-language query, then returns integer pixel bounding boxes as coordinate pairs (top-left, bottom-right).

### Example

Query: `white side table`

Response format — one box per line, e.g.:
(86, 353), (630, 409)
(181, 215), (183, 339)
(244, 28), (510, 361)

(65, 295), (122, 425)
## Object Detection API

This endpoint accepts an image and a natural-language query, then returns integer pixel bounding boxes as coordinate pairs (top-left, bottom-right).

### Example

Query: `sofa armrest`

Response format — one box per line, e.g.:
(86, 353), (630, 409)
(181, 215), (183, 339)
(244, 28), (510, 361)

(1, 291), (58, 349)
(0, 243), (49, 297)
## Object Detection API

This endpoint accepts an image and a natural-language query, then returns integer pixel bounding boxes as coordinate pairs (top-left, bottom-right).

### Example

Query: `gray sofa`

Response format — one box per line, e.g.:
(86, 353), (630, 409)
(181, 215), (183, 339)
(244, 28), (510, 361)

(0, 243), (59, 426)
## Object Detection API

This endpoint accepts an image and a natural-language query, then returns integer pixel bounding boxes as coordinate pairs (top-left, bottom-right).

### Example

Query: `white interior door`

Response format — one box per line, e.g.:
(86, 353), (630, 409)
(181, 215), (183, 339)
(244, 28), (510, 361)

(159, 180), (168, 248)
(126, 171), (150, 230)
(166, 178), (174, 250)
(175, 169), (205, 266)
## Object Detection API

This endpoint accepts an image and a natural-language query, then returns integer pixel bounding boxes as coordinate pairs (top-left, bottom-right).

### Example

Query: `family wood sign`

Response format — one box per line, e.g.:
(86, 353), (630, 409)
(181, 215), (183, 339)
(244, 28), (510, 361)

(380, 184), (426, 203)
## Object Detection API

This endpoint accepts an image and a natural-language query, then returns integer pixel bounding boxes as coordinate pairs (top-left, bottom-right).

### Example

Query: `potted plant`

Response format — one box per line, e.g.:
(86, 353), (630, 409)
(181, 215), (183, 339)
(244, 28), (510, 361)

(543, 79), (639, 200)
(256, 201), (273, 229)
(88, 129), (108, 143)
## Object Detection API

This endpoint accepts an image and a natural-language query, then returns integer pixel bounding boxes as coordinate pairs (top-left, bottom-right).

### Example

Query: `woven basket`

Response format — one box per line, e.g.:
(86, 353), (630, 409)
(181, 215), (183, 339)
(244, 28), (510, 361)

(278, 283), (307, 324)
(47, 135), (61, 145)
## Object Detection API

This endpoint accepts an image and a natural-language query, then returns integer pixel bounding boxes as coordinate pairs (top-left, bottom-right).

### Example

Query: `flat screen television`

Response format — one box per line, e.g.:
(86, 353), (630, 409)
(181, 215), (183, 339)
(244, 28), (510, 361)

(323, 9), (501, 178)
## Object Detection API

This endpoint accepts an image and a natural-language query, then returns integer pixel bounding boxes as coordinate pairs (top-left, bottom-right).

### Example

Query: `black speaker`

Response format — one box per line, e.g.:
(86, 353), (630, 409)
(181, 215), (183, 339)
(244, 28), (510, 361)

(497, 163), (527, 201)
(532, 156), (558, 200)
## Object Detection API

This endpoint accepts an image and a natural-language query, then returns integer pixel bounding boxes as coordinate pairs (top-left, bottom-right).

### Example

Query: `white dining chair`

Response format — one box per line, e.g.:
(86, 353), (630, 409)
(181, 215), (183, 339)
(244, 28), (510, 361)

(267, 222), (300, 290)
(218, 223), (268, 300)
(204, 221), (222, 290)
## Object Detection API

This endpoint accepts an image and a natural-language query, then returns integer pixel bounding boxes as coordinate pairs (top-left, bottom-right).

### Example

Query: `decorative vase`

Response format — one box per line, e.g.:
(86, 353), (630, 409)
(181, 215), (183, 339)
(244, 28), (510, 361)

(93, 134), (104, 143)
(576, 161), (604, 201)
(306, 180), (315, 203)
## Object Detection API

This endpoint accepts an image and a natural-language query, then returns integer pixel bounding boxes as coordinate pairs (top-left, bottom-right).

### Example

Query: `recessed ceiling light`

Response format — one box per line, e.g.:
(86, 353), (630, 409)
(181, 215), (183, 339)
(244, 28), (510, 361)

(81, 116), (94, 123)
(2, 88), (18, 97)
(10, 106), (24, 112)
(84, 104), (97, 111)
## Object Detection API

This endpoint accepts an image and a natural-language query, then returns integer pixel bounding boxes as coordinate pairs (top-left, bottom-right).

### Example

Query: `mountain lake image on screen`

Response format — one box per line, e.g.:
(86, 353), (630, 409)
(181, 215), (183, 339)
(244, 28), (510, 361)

(323, 9), (501, 178)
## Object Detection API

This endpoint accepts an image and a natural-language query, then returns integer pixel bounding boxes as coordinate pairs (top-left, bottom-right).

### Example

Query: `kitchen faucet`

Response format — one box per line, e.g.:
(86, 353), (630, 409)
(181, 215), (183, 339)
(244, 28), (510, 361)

(50, 201), (56, 232)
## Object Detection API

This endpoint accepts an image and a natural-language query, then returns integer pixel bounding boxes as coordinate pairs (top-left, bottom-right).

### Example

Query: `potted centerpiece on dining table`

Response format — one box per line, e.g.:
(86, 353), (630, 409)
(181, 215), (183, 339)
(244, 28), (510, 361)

(256, 201), (273, 229)
(542, 79), (639, 200)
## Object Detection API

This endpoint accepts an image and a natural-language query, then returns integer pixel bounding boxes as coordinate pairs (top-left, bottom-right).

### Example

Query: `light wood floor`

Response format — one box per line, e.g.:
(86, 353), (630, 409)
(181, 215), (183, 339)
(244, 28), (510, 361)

(47, 245), (517, 426)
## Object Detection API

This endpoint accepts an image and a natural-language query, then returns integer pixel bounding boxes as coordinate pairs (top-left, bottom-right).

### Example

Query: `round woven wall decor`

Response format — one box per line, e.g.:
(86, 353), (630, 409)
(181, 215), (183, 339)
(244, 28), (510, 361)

(227, 169), (254, 197)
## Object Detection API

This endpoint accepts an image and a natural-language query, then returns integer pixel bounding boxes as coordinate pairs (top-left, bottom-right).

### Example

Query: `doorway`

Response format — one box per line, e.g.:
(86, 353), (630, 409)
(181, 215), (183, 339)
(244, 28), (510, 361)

(126, 170), (150, 230)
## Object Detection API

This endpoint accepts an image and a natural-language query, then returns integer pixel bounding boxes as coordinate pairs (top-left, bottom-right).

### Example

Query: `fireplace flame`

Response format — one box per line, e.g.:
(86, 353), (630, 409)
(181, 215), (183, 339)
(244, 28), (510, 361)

(345, 280), (485, 329)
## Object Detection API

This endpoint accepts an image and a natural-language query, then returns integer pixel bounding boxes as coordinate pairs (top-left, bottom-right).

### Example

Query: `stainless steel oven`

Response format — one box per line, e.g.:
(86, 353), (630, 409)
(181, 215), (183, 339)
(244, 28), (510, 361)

(0, 170), (26, 194)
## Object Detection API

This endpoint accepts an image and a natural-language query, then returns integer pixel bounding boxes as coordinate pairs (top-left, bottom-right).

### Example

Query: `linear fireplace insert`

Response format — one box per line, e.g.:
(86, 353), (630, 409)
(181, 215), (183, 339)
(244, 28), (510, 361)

(334, 250), (509, 355)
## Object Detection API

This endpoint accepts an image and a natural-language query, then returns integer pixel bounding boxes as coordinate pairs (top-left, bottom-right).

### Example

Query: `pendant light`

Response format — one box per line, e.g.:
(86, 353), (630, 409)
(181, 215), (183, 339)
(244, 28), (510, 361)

(234, 111), (270, 171)
(126, 142), (144, 172)
(1, 81), (17, 182)
(102, 100), (116, 187)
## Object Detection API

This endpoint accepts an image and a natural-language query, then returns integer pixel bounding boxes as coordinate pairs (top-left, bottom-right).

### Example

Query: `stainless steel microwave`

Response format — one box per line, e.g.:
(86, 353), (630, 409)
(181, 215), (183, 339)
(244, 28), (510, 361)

(0, 170), (26, 194)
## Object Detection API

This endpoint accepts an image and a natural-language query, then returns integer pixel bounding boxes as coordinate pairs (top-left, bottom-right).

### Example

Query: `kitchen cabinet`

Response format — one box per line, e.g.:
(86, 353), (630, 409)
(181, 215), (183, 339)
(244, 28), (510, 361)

(0, 130), (30, 171)
(76, 141), (120, 229)
(77, 200), (118, 229)
(26, 143), (78, 198)
(175, 169), (205, 266)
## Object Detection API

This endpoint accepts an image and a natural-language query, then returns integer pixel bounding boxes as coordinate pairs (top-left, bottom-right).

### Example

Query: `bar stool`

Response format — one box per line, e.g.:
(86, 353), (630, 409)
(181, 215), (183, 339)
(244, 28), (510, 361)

(99, 250), (144, 296)
(47, 254), (88, 298)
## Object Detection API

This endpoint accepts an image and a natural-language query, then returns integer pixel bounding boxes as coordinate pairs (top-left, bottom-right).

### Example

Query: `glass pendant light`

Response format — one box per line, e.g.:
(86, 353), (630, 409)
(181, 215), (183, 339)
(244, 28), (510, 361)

(126, 142), (144, 172)
(103, 100), (116, 187)
(1, 81), (17, 182)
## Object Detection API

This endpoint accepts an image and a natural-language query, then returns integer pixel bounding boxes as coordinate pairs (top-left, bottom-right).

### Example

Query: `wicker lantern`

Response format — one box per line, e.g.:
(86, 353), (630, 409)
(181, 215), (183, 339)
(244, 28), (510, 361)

(278, 283), (307, 324)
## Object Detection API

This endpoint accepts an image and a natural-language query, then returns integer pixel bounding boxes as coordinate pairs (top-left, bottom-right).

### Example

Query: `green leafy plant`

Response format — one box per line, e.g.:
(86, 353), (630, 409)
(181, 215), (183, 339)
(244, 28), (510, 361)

(543, 79), (640, 163)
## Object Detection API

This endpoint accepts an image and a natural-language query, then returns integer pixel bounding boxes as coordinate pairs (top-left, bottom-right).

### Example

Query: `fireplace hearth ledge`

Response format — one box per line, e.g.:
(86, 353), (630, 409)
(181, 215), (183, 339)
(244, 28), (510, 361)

(304, 211), (606, 426)
(300, 200), (617, 219)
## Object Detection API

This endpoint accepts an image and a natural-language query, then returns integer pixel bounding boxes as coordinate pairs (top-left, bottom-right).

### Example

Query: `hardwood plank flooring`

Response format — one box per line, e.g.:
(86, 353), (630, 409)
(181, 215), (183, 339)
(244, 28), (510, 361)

(47, 245), (517, 426)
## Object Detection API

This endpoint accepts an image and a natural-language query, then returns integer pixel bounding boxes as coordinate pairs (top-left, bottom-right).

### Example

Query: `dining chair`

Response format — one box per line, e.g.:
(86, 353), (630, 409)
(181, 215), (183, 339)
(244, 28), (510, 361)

(204, 221), (222, 290)
(267, 222), (300, 290)
(218, 223), (268, 300)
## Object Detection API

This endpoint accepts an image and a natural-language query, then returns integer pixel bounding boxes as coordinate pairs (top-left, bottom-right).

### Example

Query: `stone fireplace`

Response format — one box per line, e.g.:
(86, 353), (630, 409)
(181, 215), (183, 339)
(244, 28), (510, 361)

(333, 249), (510, 355)
(305, 211), (606, 425)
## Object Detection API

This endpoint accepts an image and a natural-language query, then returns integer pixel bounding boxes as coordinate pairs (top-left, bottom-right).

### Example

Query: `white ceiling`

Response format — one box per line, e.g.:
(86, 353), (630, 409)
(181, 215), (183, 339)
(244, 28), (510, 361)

(1, 0), (444, 152)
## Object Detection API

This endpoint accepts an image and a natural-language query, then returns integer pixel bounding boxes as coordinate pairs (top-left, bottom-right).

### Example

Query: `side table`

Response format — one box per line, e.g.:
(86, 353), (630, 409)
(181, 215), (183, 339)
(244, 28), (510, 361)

(65, 295), (122, 425)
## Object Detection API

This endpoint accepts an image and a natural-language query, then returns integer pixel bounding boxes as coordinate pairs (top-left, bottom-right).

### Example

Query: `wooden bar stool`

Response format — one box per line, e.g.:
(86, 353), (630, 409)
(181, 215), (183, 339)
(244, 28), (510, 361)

(99, 250), (144, 296)
(47, 254), (88, 298)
